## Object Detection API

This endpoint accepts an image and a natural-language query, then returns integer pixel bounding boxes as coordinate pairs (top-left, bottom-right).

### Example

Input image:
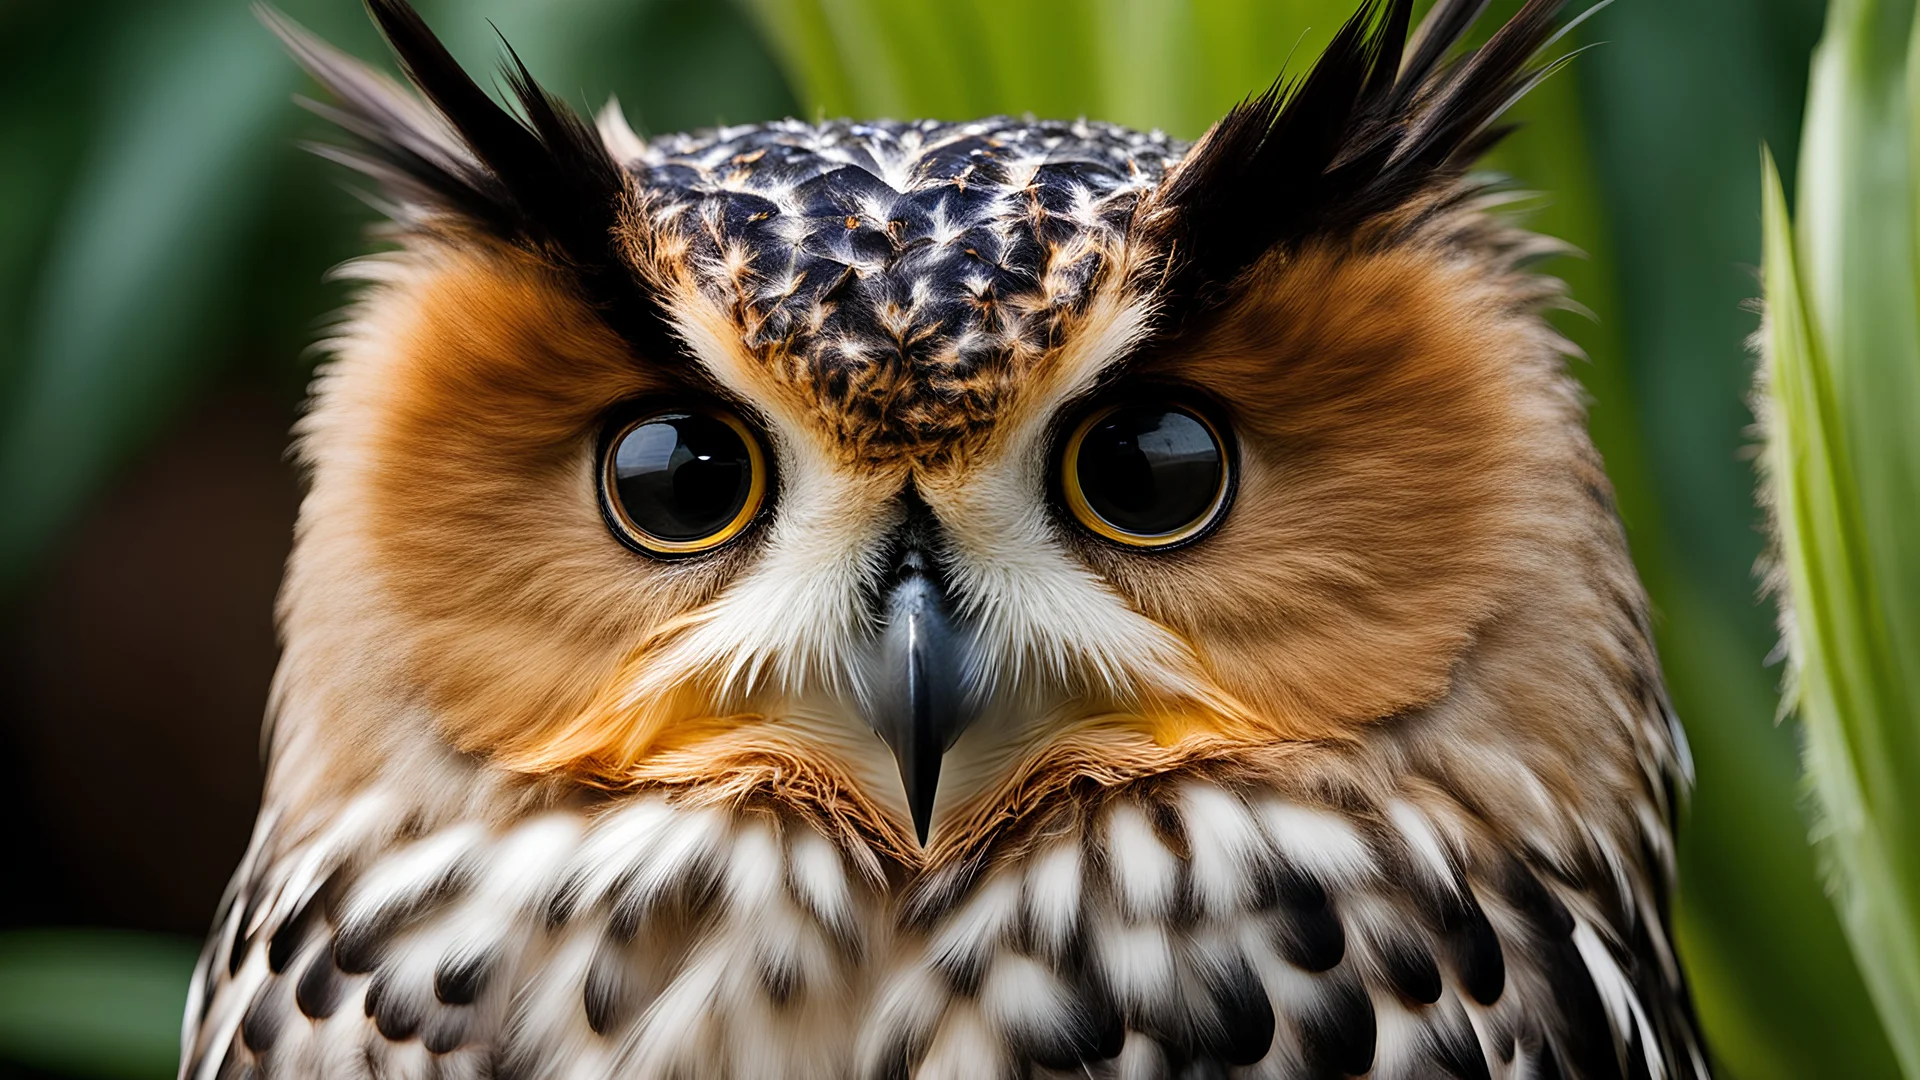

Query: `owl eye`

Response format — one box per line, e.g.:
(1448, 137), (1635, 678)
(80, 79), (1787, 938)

(599, 406), (769, 557)
(1059, 401), (1233, 548)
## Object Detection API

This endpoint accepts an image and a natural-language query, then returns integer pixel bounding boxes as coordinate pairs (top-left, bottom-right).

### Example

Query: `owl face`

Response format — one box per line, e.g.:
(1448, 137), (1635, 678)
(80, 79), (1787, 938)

(272, 0), (1588, 861)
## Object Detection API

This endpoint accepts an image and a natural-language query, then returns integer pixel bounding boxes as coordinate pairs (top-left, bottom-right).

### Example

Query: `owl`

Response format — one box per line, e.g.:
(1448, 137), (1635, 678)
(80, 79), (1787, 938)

(182, 0), (1706, 1077)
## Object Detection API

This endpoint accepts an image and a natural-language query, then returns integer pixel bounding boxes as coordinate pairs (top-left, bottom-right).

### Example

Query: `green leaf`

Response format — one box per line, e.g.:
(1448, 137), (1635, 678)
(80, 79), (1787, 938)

(0, 929), (200, 1080)
(737, 0), (858, 118)
(1574, 0), (1900, 1072)
(1762, 0), (1920, 1071)
(0, 0), (299, 593)
(736, 0), (1355, 137)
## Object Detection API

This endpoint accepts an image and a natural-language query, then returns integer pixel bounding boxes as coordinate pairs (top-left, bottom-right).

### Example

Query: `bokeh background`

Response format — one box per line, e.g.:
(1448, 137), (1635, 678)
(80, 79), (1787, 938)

(0, 0), (1896, 1076)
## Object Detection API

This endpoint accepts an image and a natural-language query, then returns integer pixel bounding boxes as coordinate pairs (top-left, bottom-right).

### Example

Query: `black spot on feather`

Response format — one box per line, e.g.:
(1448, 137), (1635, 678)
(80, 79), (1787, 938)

(1143, 0), (1570, 323)
(902, 855), (986, 930)
(1298, 969), (1375, 1077)
(1535, 933), (1623, 1080)
(1379, 933), (1444, 1004)
(267, 879), (333, 974)
(226, 902), (253, 977)
(434, 951), (490, 1006)
(866, 1030), (920, 1080)
(1195, 953), (1275, 1066)
(758, 949), (801, 1007)
(583, 942), (630, 1036)
(1425, 1000), (1492, 1080)
(240, 989), (284, 1054)
(294, 948), (345, 1020)
(1492, 1019), (1518, 1064)
(1411, 870), (1506, 1006)
(1500, 856), (1576, 940)
(332, 919), (388, 975)
(1260, 866), (1345, 972)
(929, 936), (992, 997)
(1026, 984), (1124, 1070)
(421, 1011), (470, 1055)
(1446, 888), (1507, 1006)
(364, 970), (422, 1040)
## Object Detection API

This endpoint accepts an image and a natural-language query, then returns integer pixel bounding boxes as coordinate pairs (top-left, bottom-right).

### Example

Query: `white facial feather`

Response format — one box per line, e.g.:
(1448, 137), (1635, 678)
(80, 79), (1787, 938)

(925, 292), (1200, 702)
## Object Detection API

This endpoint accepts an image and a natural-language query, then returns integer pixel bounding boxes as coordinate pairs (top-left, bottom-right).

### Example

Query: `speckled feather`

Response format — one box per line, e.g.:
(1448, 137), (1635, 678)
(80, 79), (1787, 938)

(629, 119), (1179, 456)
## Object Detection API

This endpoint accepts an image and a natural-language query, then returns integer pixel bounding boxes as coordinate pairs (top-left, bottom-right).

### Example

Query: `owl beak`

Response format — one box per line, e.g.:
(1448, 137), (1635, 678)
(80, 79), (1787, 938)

(870, 544), (971, 846)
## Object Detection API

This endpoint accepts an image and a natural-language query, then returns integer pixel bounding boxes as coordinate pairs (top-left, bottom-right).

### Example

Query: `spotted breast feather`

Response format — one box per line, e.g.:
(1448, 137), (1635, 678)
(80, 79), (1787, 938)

(187, 767), (1699, 1080)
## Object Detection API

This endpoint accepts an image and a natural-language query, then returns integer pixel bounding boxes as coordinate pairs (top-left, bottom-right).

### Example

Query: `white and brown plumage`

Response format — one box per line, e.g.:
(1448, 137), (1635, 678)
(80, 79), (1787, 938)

(183, 1), (1707, 1077)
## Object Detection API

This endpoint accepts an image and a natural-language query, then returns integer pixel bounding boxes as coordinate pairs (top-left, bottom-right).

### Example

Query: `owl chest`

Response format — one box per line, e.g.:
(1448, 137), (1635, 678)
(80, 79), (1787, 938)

(187, 784), (1636, 1080)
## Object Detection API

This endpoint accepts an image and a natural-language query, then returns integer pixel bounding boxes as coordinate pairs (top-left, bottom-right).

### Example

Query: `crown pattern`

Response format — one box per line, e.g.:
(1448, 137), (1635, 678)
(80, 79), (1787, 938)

(626, 119), (1186, 453)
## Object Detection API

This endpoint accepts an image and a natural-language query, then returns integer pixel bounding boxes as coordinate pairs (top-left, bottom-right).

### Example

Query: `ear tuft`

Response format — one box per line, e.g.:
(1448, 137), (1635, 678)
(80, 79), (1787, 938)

(1139, 0), (1571, 316)
(260, 0), (681, 359)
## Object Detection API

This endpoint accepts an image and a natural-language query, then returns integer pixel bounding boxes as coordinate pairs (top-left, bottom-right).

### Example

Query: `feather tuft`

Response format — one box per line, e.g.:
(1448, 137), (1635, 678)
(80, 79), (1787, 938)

(259, 1), (682, 361)
(1139, 0), (1570, 320)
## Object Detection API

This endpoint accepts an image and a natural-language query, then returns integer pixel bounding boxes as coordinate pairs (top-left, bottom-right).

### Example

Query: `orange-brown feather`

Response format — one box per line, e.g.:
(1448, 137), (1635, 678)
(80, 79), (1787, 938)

(1082, 225), (1580, 738)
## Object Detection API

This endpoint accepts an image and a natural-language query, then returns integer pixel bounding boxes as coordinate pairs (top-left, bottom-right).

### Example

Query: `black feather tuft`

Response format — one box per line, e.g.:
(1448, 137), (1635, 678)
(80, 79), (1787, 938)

(1142, 0), (1569, 317)
(260, 1), (681, 361)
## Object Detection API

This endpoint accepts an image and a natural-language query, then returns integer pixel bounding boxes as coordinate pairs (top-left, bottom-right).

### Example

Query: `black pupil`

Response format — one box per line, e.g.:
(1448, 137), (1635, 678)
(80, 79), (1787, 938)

(611, 413), (754, 542)
(1073, 407), (1223, 537)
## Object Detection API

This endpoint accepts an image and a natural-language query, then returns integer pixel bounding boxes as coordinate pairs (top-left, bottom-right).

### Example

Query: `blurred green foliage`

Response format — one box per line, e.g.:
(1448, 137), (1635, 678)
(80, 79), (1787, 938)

(0, 931), (199, 1080)
(0, 0), (1903, 1077)
(1762, 0), (1920, 1071)
(1568, 1), (1906, 1075)
(0, 0), (795, 594)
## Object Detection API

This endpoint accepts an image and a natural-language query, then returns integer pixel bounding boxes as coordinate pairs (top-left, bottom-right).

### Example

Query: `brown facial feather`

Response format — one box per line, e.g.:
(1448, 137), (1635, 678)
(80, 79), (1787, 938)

(1083, 222), (1571, 737)
(349, 239), (737, 761)
(288, 236), (926, 856)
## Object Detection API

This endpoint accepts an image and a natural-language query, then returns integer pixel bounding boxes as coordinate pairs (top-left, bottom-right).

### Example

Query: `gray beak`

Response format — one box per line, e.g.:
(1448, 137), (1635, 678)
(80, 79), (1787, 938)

(868, 543), (971, 844)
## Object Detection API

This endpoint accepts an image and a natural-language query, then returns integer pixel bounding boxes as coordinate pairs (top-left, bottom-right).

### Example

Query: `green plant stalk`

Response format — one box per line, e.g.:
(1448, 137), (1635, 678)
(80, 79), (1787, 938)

(739, 0), (1353, 138)
(1761, 0), (1920, 1069)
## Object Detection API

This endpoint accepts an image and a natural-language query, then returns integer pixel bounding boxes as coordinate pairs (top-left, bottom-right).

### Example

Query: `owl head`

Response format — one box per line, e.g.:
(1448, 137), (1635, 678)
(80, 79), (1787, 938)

(265, 0), (1663, 870)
